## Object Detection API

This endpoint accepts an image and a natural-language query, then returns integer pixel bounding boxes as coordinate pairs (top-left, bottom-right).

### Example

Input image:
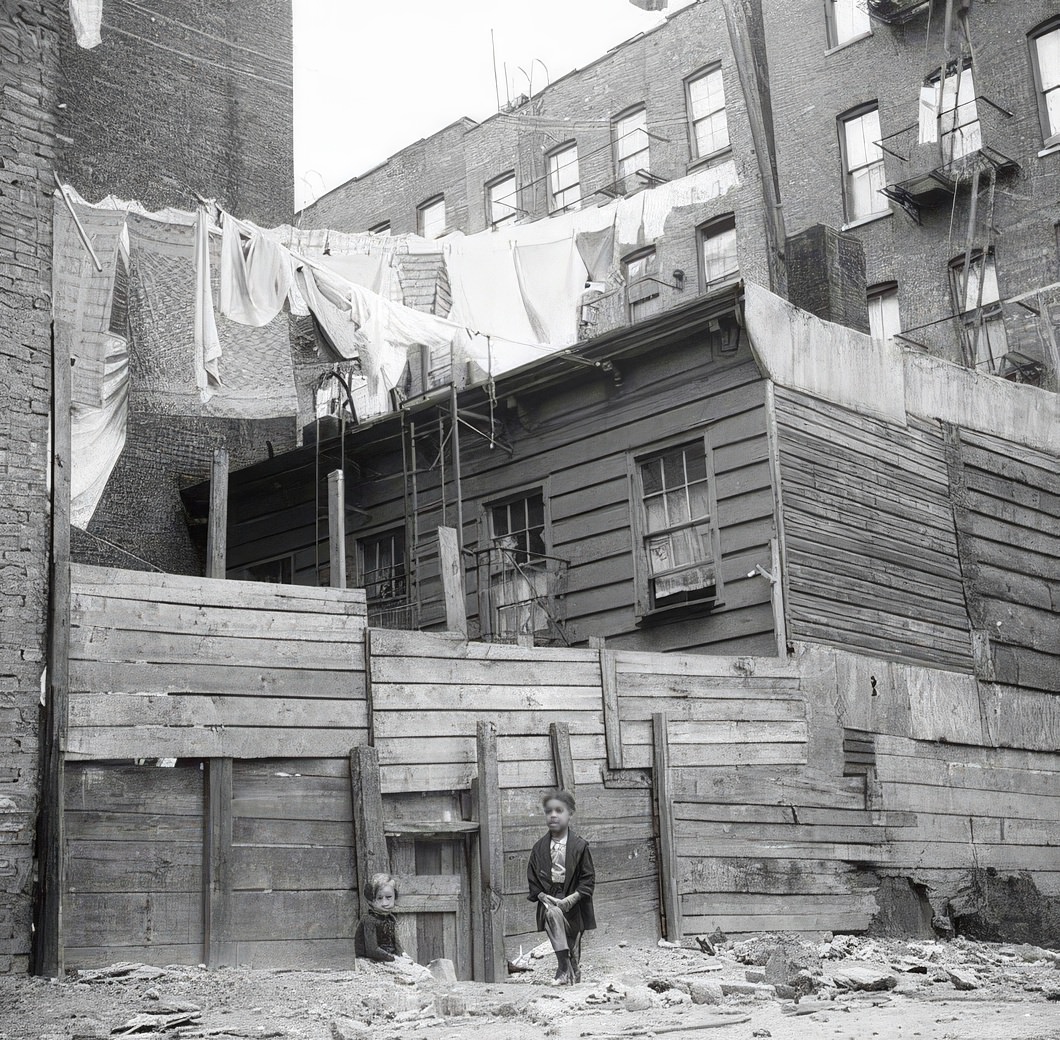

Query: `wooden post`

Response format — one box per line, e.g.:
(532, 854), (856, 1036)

(549, 721), (576, 793)
(437, 525), (467, 638)
(652, 712), (682, 942)
(599, 648), (624, 769)
(203, 757), (234, 967)
(475, 722), (505, 982)
(350, 746), (389, 915)
(469, 779), (485, 982)
(769, 536), (788, 659)
(328, 468), (346, 589)
(35, 327), (72, 976)
(205, 447), (229, 579)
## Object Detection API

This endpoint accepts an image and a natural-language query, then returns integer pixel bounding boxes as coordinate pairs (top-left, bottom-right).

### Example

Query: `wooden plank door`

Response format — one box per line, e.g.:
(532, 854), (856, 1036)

(390, 836), (472, 979)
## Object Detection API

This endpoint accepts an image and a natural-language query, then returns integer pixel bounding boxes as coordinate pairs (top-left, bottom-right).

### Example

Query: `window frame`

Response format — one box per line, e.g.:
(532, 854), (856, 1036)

(838, 102), (889, 224)
(867, 281), (901, 346)
(697, 213), (739, 293)
(1029, 17), (1060, 147)
(356, 526), (409, 613)
(486, 170), (518, 228)
(546, 141), (581, 213)
(824, 0), (872, 50)
(948, 250), (1008, 371)
(684, 63), (730, 163)
(612, 104), (650, 182)
(627, 431), (724, 624)
(367, 220), (391, 236)
(228, 552), (295, 585)
(930, 62), (981, 164)
(417, 194), (446, 239)
(624, 246), (662, 323)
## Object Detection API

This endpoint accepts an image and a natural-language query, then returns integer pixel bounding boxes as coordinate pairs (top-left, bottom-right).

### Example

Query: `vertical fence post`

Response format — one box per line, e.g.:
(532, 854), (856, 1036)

(475, 722), (505, 981)
(206, 447), (228, 580)
(203, 758), (234, 966)
(328, 468), (346, 589)
(652, 712), (682, 942)
(437, 525), (467, 637)
(350, 746), (389, 916)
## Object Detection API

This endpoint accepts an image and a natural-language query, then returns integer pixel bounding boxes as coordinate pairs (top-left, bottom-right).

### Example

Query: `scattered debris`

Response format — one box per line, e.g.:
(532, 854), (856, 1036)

(947, 967), (980, 990)
(832, 965), (898, 991)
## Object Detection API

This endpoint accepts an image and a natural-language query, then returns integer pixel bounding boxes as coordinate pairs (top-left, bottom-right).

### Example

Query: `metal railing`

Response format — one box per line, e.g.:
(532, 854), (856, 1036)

(473, 546), (570, 646)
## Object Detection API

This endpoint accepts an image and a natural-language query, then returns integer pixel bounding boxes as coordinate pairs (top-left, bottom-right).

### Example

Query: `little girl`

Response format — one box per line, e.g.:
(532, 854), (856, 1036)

(354, 872), (407, 963)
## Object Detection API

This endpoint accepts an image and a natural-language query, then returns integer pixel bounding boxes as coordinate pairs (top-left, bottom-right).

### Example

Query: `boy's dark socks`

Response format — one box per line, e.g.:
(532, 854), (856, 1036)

(554, 949), (570, 979)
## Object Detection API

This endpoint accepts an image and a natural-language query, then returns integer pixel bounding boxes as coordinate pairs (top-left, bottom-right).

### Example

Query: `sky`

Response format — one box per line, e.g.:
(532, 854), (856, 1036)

(292, 0), (697, 210)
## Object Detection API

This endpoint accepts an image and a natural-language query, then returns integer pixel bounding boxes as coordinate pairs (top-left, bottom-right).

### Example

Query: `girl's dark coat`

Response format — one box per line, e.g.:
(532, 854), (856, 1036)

(526, 830), (597, 933)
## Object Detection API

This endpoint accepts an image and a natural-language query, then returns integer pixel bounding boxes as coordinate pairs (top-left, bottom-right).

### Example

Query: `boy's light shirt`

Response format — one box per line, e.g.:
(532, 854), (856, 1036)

(550, 832), (568, 882)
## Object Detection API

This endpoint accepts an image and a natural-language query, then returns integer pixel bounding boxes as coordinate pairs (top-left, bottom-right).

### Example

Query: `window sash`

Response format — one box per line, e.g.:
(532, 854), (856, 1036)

(548, 146), (580, 210)
(937, 67), (981, 161)
(842, 108), (887, 219)
(615, 109), (649, 180)
(488, 175), (517, 226)
(867, 286), (900, 346)
(700, 223), (739, 287)
(952, 254), (1000, 314)
(827, 0), (871, 48)
(418, 198), (445, 239)
(687, 69), (729, 158)
(1034, 27), (1060, 138)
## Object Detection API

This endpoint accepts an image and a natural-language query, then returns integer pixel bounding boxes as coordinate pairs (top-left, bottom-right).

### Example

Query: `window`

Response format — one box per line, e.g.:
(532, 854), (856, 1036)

(613, 106), (649, 181)
(1030, 19), (1060, 145)
(839, 105), (888, 221)
(867, 282), (900, 346)
(486, 172), (517, 227)
(367, 221), (391, 236)
(685, 66), (729, 160)
(949, 251), (1008, 371)
(485, 491), (548, 639)
(547, 143), (581, 211)
(359, 528), (408, 625)
(229, 554), (294, 584)
(698, 214), (739, 290)
(825, 0), (870, 48)
(417, 195), (446, 239)
(934, 65), (981, 162)
(625, 248), (662, 323)
(632, 439), (721, 618)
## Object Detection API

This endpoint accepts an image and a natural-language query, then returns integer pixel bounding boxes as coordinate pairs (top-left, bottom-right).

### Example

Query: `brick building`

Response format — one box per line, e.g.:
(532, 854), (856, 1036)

(1, 0), (292, 972)
(304, 0), (1060, 387)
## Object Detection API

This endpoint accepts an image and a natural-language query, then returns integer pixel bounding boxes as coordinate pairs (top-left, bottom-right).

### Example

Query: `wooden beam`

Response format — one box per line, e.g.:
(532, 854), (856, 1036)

(549, 721), (576, 793)
(327, 468), (346, 589)
(599, 648), (624, 769)
(437, 526), (467, 637)
(469, 779), (485, 982)
(205, 447), (229, 580)
(350, 745), (389, 916)
(769, 536), (788, 659)
(764, 382), (791, 660)
(652, 712), (681, 942)
(203, 757), (234, 967)
(35, 325), (72, 977)
(364, 627), (376, 747)
(475, 721), (505, 982)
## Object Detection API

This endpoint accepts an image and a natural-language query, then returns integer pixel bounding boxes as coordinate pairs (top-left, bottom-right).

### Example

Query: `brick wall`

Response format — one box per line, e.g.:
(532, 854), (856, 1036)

(786, 224), (869, 332)
(0, 0), (60, 975)
(57, 0), (294, 225)
(301, 2), (771, 341)
(764, 0), (1060, 381)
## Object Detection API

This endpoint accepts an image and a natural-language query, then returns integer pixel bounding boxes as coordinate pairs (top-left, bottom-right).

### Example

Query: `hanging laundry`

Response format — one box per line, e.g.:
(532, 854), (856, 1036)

(69, 0), (102, 48)
(513, 238), (588, 348)
(575, 224), (617, 283)
(219, 214), (293, 327)
(919, 84), (939, 144)
(193, 208), (223, 401)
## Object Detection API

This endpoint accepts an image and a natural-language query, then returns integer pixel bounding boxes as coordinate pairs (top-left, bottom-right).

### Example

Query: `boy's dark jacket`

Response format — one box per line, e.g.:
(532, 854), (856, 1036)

(527, 830), (597, 933)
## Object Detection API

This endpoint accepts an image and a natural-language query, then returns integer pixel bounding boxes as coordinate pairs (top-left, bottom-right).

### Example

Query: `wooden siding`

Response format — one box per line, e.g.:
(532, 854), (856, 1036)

(774, 387), (973, 670)
(368, 628), (659, 949)
(64, 762), (204, 967)
(610, 649), (898, 936)
(67, 565), (368, 759)
(948, 427), (1060, 696)
(223, 335), (779, 658)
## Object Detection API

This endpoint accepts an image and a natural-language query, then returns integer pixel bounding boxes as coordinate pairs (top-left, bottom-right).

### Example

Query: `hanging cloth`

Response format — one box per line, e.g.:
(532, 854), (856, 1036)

(919, 84), (939, 143)
(193, 208), (222, 401)
(219, 214), (293, 327)
(69, 0), (103, 48)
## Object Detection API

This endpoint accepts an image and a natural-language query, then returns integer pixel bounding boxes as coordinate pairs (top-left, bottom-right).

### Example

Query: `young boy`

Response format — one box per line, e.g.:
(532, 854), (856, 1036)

(527, 789), (596, 985)
(355, 872), (407, 963)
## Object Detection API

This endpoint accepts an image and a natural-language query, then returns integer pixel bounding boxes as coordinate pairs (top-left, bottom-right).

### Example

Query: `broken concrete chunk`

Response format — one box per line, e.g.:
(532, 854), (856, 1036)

(831, 965), (898, 992)
(428, 958), (457, 987)
(946, 968), (980, 991)
(623, 986), (656, 1012)
(330, 1018), (368, 1040)
(689, 980), (724, 1005)
(745, 969), (766, 983)
(433, 992), (467, 1017)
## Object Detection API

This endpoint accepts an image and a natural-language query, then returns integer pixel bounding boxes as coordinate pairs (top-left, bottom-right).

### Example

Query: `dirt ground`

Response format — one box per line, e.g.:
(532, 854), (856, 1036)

(1, 934), (1059, 1040)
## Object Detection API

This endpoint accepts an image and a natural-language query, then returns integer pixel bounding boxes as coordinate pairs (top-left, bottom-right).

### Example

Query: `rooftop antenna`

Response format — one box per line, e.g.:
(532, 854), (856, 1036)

(502, 61), (511, 107)
(490, 29), (501, 112)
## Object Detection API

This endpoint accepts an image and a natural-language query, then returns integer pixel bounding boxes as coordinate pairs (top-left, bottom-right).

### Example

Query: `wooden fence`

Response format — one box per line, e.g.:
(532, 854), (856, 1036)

(59, 563), (1060, 973)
